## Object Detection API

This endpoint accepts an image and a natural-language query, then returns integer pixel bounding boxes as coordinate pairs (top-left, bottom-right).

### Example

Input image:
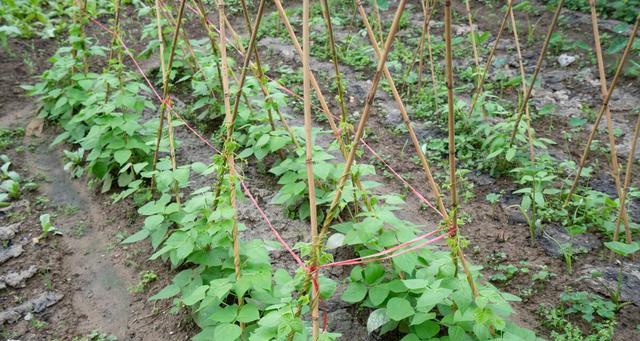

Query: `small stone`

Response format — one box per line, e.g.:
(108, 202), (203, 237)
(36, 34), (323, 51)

(579, 261), (640, 305)
(0, 222), (20, 240)
(557, 54), (577, 67)
(0, 244), (23, 265)
(538, 224), (601, 257)
(24, 312), (33, 321)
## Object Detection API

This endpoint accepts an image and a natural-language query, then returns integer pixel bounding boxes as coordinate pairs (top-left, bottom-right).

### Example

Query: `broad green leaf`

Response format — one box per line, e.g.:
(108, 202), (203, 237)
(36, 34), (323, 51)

(369, 286), (390, 306)
(114, 149), (132, 165)
(237, 303), (260, 323)
(604, 241), (640, 257)
(182, 285), (208, 306)
(341, 282), (367, 303)
(366, 308), (390, 334)
(149, 284), (179, 301)
(386, 297), (414, 321)
(214, 323), (242, 341)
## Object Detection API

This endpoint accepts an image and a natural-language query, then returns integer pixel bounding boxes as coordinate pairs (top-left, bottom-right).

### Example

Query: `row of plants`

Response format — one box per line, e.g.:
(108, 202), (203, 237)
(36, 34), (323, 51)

(22, 1), (546, 340)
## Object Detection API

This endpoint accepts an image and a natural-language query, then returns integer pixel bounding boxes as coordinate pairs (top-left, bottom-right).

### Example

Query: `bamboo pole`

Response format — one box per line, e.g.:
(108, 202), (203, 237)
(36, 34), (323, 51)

(444, 0), (479, 298)
(229, 0), (267, 127)
(320, 0), (349, 127)
(317, 0), (408, 240)
(355, 0), (447, 216)
(614, 111), (640, 244)
(301, 0), (320, 338)
(467, 0), (513, 119)
(563, 16), (639, 207)
(150, 0), (185, 205)
(508, 4), (536, 161)
(104, 0), (123, 101)
(588, 0), (630, 232)
(405, 0), (434, 97)
(272, 0), (374, 212)
(464, 0), (481, 87)
(509, 0), (565, 145)
(424, 3), (438, 111)
(217, 0), (244, 331)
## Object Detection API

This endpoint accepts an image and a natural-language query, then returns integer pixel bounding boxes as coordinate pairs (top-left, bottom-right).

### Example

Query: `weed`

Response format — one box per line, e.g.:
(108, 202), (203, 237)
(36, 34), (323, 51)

(129, 270), (158, 294)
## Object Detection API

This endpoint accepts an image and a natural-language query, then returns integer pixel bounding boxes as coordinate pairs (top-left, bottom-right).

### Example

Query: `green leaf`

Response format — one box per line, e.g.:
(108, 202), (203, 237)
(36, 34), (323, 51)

(237, 304), (260, 323)
(214, 323), (242, 341)
(604, 241), (640, 257)
(386, 297), (414, 321)
(182, 285), (208, 306)
(149, 284), (179, 301)
(121, 229), (149, 244)
(366, 308), (390, 334)
(505, 148), (516, 162)
(210, 305), (238, 323)
(369, 286), (390, 306)
(341, 282), (368, 303)
(114, 149), (132, 165)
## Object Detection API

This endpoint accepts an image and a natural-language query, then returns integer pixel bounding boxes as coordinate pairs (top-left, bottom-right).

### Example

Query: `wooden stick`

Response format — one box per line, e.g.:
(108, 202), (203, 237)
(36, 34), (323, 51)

(229, 0), (267, 129)
(464, 0), (481, 87)
(318, 0), (408, 241)
(356, 0), (447, 216)
(508, 4), (536, 161)
(444, 0), (479, 298)
(563, 15), (639, 206)
(320, 0), (349, 127)
(589, 0), (630, 232)
(614, 110), (640, 243)
(467, 0), (513, 119)
(236, 0), (299, 148)
(301, 0), (320, 338)
(509, 0), (565, 145)
(272, 0), (373, 212)
(217, 0), (244, 331)
(150, 0), (185, 205)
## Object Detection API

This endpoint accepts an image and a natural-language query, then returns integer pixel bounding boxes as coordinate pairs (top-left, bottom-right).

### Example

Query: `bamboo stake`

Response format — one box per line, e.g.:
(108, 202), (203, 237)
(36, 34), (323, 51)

(272, 0), (374, 212)
(563, 16), (639, 207)
(614, 111), (640, 244)
(509, 0), (565, 145)
(320, 0), (349, 127)
(236, 0), (299, 148)
(424, 4), (438, 111)
(372, 0), (384, 43)
(508, 4), (536, 161)
(104, 0), (123, 101)
(464, 0), (481, 87)
(217, 0), (244, 330)
(318, 0), (408, 241)
(467, 0), (513, 119)
(355, 0), (447, 216)
(444, 0), (479, 298)
(229, 0), (267, 127)
(589, 0), (631, 232)
(150, 0), (186, 205)
(405, 0), (434, 96)
(301, 0), (320, 338)
(289, 3), (409, 336)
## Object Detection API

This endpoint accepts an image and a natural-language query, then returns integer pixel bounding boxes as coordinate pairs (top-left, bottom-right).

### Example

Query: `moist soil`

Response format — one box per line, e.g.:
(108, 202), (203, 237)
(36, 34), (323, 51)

(1, 1), (639, 340)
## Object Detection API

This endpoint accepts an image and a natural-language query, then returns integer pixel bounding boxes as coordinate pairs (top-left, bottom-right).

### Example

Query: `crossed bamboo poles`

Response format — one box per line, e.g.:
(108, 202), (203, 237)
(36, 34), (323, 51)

(121, 0), (640, 339)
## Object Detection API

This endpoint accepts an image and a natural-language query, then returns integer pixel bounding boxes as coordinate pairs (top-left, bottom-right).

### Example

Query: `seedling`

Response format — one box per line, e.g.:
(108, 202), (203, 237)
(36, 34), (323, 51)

(36, 213), (63, 242)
